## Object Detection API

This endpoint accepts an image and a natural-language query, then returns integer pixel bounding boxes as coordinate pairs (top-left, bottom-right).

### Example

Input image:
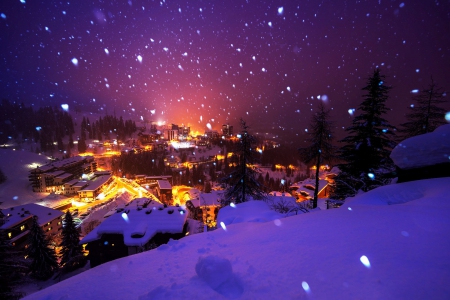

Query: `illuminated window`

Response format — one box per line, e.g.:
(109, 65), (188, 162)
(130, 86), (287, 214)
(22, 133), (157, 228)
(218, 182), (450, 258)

(8, 232), (12, 238)
(47, 227), (52, 231)
(58, 222), (61, 225)
(47, 222), (51, 225)
(20, 225), (25, 231)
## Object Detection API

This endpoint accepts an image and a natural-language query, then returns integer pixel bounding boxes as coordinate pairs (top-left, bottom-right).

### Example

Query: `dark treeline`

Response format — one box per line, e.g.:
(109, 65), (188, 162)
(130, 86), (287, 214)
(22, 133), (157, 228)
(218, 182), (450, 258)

(81, 115), (137, 142)
(111, 151), (207, 187)
(0, 99), (74, 153)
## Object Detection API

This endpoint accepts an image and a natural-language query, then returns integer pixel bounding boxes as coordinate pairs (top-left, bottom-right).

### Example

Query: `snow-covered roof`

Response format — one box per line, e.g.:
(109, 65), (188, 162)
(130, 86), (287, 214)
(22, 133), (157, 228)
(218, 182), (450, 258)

(80, 175), (112, 191)
(390, 124), (450, 170)
(80, 205), (187, 247)
(0, 203), (64, 229)
(189, 191), (222, 207)
(268, 191), (293, 197)
(157, 180), (172, 189)
(290, 178), (328, 193)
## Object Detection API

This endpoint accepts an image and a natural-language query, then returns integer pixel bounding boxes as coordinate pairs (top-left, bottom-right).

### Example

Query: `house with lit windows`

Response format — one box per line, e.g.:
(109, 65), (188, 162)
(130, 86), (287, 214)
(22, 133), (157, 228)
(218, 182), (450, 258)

(0, 203), (64, 250)
(80, 203), (188, 267)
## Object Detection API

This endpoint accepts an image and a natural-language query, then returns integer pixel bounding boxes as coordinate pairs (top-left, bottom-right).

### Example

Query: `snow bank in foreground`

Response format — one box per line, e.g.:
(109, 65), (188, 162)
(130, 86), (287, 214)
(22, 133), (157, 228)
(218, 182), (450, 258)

(217, 200), (283, 226)
(24, 177), (450, 300)
(342, 177), (448, 207)
(390, 124), (450, 169)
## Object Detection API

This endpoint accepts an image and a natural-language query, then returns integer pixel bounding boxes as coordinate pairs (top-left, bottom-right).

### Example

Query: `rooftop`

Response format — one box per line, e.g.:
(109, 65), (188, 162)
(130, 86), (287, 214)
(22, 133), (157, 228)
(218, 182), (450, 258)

(0, 203), (64, 229)
(81, 205), (187, 247)
(80, 175), (112, 192)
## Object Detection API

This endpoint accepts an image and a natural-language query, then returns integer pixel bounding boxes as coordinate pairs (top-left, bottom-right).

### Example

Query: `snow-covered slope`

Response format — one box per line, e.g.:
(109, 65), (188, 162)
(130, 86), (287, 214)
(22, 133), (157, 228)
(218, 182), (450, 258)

(24, 177), (450, 300)
(0, 149), (50, 207)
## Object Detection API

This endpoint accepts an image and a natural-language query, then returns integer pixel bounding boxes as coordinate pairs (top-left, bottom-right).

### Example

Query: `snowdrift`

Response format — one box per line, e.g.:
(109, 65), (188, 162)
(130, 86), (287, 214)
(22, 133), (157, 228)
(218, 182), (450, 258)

(23, 177), (450, 300)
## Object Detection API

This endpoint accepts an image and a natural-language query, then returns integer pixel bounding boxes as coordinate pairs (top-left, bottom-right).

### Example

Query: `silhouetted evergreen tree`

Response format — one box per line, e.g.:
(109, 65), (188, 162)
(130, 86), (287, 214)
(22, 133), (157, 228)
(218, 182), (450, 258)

(399, 77), (447, 139)
(221, 119), (265, 204)
(59, 211), (85, 273)
(299, 102), (335, 208)
(331, 69), (396, 200)
(0, 167), (7, 184)
(77, 137), (87, 153)
(27, 216), (58, 280)
(0, 229), (28, 299)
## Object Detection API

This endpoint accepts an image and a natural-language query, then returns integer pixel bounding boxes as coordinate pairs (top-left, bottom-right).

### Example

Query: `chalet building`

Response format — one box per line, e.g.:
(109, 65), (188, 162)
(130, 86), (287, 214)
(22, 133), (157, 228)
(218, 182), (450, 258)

(289, 179), (330, 200)
(185, 191), (222, 227)
(78, 175), (114, 202)
(28, 156), (97, 192)
(135, 175), (172, 186)
(81, 205), (187, 267)
(0, 204), (64, 250)
(156, 180), (172, 205)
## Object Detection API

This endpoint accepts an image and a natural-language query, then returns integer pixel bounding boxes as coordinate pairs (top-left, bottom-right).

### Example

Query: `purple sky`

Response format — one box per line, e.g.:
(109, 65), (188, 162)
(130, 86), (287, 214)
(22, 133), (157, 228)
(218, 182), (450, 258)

(1, 0), (449, 134)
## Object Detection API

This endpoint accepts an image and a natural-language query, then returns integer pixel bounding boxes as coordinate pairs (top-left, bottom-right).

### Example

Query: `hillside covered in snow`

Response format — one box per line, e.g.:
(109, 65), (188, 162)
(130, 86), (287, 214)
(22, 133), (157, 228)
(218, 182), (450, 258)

(23, 176), (450, 300)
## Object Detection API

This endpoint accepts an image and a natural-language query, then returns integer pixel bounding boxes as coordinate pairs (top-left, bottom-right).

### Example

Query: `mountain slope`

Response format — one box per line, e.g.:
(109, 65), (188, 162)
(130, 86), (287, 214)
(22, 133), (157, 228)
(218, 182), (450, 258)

(24, 177), (450, 300)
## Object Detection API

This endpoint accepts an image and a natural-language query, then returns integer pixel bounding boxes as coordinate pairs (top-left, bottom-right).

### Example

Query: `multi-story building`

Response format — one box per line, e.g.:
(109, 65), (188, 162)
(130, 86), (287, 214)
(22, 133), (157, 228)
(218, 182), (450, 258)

(204, 130), (219, 139)
(28, 156), (97, 192)
(0, 203), (64, 250)
(179, 126), (190, 139)
(78, 175), (114, 202)
(222, 124), (233, 137)
(164, 129), (178, 141)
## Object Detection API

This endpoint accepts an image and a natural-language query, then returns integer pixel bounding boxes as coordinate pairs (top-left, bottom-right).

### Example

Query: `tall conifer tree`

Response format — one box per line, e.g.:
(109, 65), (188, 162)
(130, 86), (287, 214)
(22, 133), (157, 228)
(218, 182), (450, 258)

(27, 216), (58, 280)
(59, 211), (85, 273)
(0, 229), (27, 299)
(221, 119), (265, 204)
(399, 77), (447, 139)
(331, 69), (396, 200)
(299, 102), (335, 208)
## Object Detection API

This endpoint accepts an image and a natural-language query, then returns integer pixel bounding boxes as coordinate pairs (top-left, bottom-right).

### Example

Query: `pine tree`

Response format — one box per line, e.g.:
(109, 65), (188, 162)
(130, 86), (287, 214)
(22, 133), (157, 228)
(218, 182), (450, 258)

(331, 69), (397, 200)
(27, 216), (58, 280)
(299, 102), (335, 208)
(77, 137), (87, 153)
(0, 167), (7, 184)
(399, 77), (447, 139)
(0, 229), (27, 299)
(59, 211), (85, 274)
(221, 119), (265, 205)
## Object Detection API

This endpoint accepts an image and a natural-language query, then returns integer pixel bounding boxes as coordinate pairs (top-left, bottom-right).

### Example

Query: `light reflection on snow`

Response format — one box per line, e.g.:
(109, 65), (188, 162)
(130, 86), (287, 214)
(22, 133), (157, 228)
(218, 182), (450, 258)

(360, 255), (371, 268)
(273, 219), (281, 226)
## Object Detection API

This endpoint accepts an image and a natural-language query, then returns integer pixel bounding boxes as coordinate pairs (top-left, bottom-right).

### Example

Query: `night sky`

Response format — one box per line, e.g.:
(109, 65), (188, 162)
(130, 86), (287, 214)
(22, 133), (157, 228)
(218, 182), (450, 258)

(1, 0), (449, 135)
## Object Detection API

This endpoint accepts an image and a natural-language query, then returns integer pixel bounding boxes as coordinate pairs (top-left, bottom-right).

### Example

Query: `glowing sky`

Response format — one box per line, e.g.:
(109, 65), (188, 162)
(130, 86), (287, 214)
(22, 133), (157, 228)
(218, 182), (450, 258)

(1, 0), (449, 133)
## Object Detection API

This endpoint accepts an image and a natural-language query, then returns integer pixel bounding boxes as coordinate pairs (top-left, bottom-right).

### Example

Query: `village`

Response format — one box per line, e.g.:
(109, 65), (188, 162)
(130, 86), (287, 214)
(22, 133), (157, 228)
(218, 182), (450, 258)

(1, 120), (338, 271)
